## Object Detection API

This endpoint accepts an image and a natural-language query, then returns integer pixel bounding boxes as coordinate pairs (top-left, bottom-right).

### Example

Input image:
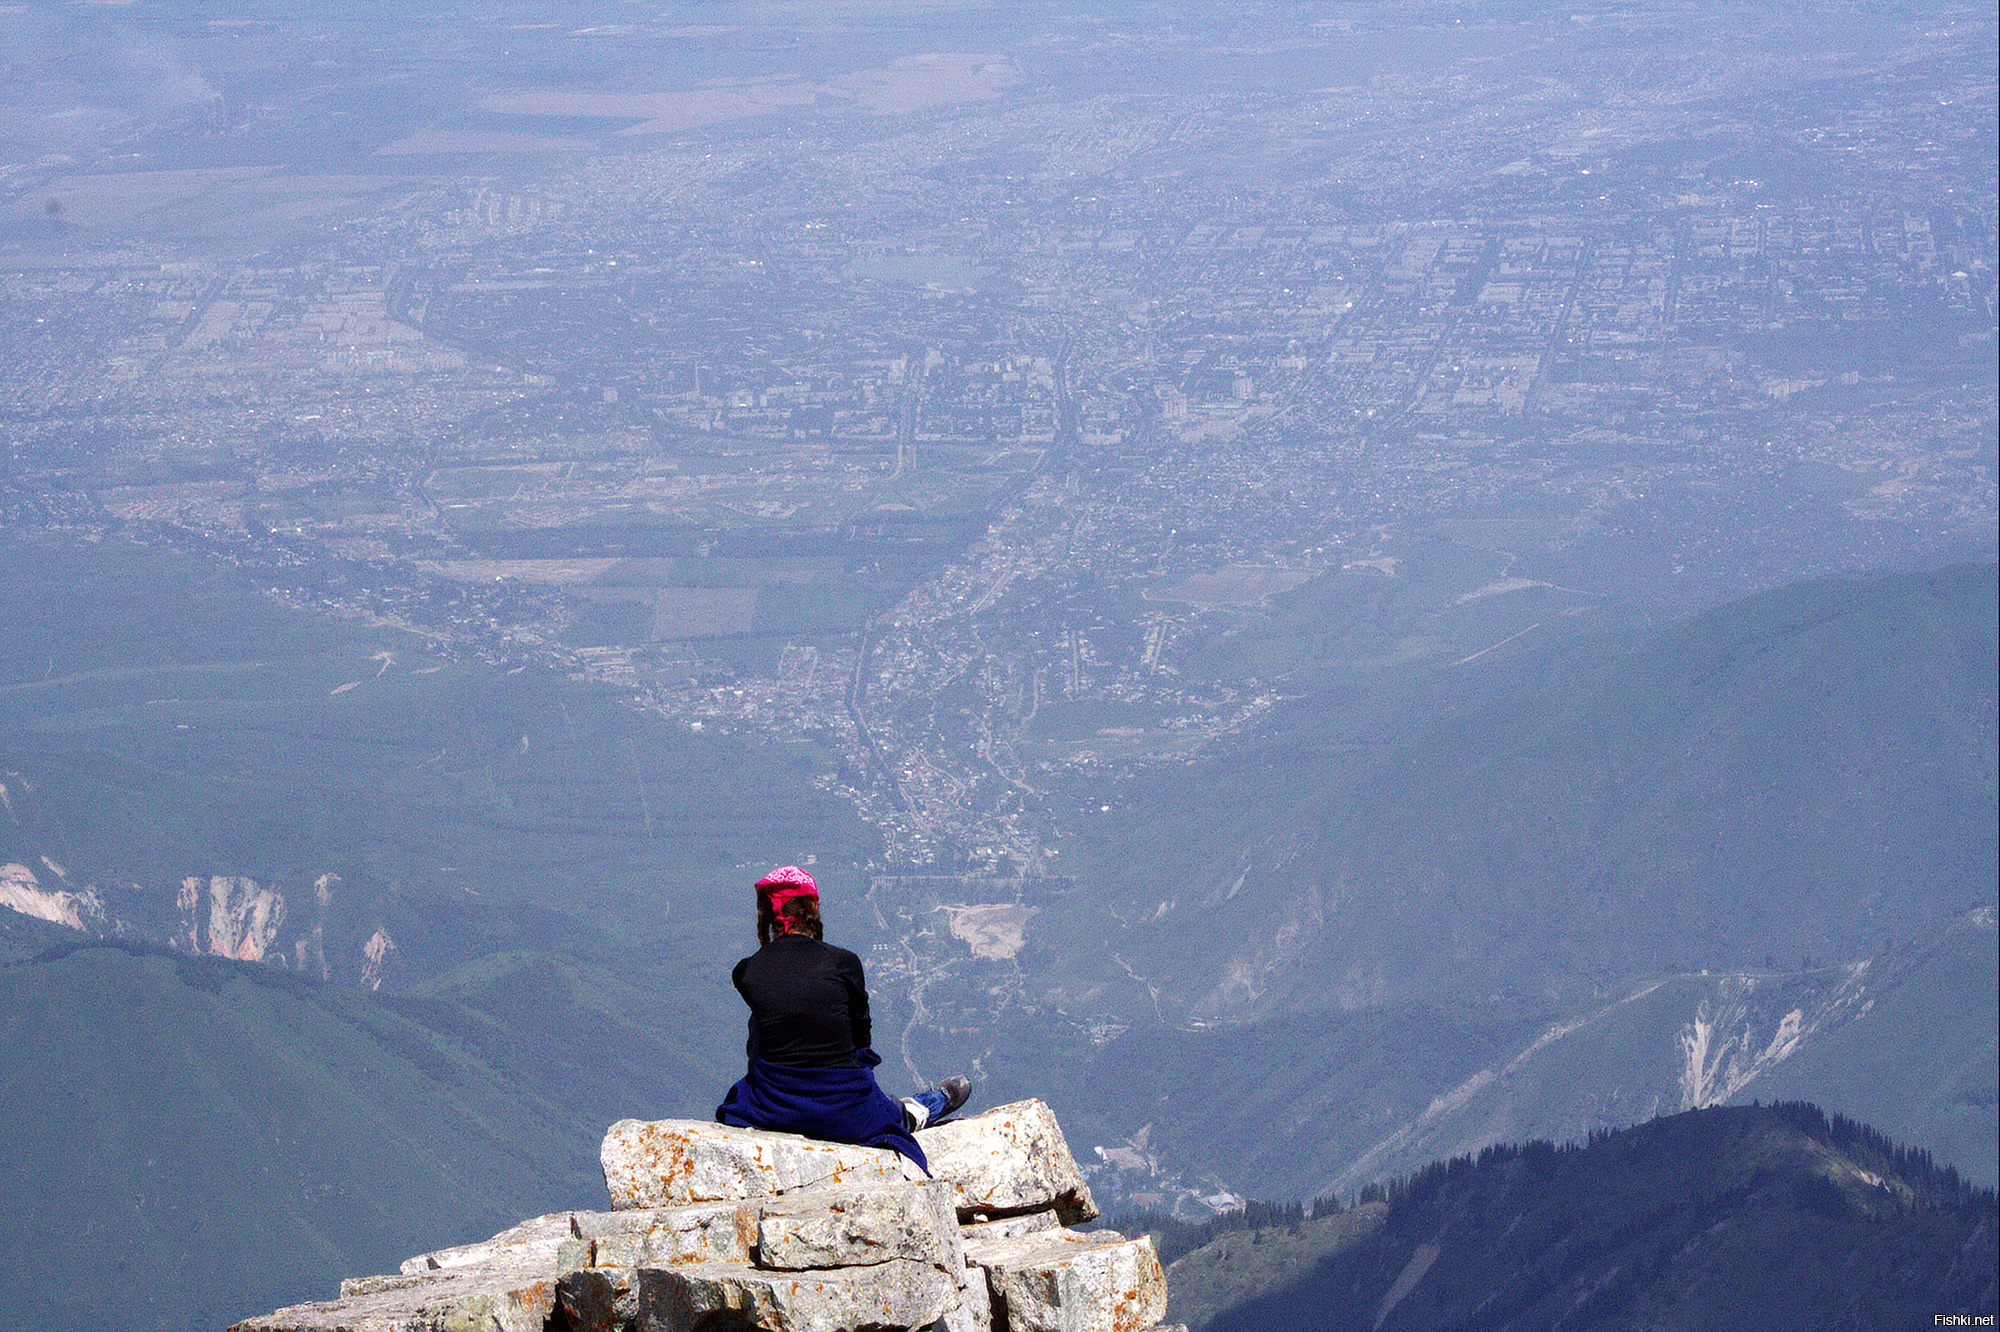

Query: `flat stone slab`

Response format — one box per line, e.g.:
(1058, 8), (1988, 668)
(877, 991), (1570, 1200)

(602, 1117), (918, 1210)
(916, 1100), (1099, 1224)
(962, 1229), (1168, 1332)
(230, 1257), (558, 1332)
(960, 1211), (1059, 1243)
(576, 1201), (761, 1269)
(565, 1177), (965, 1277)
(635, 1256), (955, 1332)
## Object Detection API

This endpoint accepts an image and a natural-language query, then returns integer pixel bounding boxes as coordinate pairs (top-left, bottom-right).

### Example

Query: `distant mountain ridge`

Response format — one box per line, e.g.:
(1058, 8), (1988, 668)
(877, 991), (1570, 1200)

(1048, 562), (1997, 1207)
(1326, 906), (1999, 1197)
(0, 851), (392, 985)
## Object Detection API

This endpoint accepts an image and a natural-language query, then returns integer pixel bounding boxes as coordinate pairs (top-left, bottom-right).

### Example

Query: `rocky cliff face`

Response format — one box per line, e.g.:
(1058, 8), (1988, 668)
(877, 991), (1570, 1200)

(231, 1099), (1179, 1332)
(0, 854), (396, 988)
(0, 858), (107, 932)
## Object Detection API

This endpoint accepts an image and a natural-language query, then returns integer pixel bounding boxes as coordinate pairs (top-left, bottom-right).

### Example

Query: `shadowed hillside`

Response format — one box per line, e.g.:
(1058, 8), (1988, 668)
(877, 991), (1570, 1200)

(1165, 1104), (1998, 1332)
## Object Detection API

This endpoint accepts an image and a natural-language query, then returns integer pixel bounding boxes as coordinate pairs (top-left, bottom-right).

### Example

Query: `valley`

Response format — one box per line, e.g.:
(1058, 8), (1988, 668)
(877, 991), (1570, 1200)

(1, 538), (1991, 1266)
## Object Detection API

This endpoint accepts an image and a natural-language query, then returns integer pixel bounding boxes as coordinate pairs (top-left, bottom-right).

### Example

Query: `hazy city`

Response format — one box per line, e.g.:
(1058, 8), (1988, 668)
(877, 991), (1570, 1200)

(0, 2), (1993, 1328)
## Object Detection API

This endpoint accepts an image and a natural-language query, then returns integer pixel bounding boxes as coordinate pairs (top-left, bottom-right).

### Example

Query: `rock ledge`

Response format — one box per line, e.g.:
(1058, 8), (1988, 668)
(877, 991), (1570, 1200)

(231, 1099), (1178, 1332)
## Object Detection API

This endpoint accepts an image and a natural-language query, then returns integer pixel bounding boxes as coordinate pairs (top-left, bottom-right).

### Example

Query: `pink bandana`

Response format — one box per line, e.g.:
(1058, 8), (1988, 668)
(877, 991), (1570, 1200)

(755, 866), (819, 931)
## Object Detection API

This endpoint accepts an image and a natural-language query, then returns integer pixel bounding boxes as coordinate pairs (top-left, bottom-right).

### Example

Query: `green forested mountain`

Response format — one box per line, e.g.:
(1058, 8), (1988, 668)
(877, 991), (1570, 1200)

(1166, 1103), (1998, 1332)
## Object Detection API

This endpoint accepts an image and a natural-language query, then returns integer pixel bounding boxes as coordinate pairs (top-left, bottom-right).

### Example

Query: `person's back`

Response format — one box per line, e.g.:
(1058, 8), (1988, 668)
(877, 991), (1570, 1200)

(731, 932), (869, 1069)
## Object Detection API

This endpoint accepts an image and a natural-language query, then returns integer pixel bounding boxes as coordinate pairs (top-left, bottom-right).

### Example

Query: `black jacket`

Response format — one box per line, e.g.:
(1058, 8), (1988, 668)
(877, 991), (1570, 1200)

(731, 933), (871, 1069)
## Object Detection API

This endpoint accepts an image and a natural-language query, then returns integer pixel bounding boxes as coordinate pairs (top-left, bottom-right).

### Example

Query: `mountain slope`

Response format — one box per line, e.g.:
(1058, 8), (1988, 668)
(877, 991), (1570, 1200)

(1741, 908), (1999, 1192)
(4, 541), (1992, 1323)
(1323, 907), (2000, 1195)
(1184, 1104), (1998, 1332)
(1066, 905), (1998, 1214)
(0, 534), (875, 982)
(0, 938), (730, 1332)
(1055, 562), (1998, 1018)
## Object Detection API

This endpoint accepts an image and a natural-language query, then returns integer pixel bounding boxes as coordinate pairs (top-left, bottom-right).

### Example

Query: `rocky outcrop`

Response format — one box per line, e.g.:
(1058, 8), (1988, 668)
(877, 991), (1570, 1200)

(0, 851), (392, 987)
(963, 1227), (1168, 1332)
(231, 1099), (1177, 1332)
(0, 861), (107, 932)
(183, 874), (288, 963)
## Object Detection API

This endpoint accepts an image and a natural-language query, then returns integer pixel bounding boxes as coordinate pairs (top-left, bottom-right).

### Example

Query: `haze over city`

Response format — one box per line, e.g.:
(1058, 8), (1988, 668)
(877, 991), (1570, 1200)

(0, 2), (1994, 1328)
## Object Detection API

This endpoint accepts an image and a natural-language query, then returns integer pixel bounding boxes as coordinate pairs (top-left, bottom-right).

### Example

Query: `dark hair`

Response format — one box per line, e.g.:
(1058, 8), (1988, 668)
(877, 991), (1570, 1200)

(757, 894), (823, 944)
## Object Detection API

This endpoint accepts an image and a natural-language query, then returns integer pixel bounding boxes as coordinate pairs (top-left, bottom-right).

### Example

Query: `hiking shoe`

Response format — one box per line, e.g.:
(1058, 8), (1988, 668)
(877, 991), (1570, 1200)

(934, 1074), (973, 1119)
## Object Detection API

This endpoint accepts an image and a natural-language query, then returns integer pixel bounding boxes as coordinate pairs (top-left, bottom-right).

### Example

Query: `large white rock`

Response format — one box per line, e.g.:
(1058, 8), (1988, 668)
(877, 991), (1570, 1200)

(962, 1229), (1168, 1332)
(602, 1117), (918, 1210)
(559, 1183), (967, 1331)
(336, 1272), (436, 1300)
(230, 1256), (558, 1332)
(916, 1100), (1099, 1224)
(924, 1278), (995, 1332)
(634, 1256), (956, 1332)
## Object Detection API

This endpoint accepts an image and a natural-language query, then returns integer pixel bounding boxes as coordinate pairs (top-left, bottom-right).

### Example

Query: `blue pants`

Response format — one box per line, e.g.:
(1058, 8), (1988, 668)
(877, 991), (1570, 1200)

(716, 1047), (929, 1170)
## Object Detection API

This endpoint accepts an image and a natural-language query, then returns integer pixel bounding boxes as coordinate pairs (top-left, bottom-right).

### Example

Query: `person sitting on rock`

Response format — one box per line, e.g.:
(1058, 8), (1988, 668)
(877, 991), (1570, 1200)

(716, 865), (972, 1170)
